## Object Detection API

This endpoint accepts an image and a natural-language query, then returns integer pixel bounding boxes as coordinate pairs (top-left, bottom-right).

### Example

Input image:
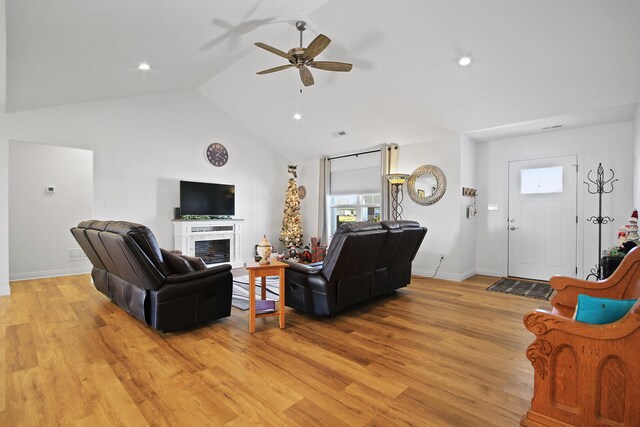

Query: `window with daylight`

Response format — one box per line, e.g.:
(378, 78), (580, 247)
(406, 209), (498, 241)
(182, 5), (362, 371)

(327, 150), (382, 237)
(329, 194), (381, 235)
(521, 166), (563, 194)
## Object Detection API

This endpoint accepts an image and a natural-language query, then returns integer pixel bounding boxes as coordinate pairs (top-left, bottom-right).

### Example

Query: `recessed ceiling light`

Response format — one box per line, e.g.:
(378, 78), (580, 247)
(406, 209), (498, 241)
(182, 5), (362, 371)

(138, 63), (151, 71)
(458, 56), (472, 66)
(293, 113), (302, 120)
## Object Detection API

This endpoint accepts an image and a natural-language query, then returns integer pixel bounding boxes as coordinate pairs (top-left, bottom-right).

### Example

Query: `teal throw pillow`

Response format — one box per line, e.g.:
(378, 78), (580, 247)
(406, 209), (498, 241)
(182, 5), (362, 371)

(573, 294), (637, 325)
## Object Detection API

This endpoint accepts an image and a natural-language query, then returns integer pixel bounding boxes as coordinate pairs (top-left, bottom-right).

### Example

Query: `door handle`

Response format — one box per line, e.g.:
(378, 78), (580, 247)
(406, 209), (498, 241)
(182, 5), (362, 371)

(509, 226), (519, 231)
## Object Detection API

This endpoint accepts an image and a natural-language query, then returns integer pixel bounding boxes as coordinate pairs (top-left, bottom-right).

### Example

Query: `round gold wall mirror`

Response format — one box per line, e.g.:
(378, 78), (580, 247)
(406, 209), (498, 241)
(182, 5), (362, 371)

(407, 165), (447, 206)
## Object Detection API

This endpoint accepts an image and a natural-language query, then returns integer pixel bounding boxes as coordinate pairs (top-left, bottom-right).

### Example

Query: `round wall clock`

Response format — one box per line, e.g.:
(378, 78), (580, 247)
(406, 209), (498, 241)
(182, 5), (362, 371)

(205, 143), (229, 167)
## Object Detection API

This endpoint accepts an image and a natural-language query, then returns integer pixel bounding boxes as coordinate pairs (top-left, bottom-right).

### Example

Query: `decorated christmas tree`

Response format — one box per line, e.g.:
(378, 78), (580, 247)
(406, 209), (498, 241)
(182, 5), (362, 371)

(280, 165), (304, 250)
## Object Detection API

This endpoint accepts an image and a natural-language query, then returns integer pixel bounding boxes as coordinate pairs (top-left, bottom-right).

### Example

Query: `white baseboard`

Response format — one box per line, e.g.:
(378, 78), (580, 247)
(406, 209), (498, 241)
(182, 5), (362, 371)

(10, 266), (91, 282)
(0, 283), (10, 296)
(475, 267), (505, 278)
(412, 267), (474, 282)
(459, 268), (476, 281)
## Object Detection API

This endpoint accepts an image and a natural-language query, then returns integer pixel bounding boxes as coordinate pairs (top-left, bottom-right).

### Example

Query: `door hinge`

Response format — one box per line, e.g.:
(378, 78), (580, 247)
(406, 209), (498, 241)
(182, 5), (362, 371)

(576, 267), (578, 274)
(576, 216), (578, 223)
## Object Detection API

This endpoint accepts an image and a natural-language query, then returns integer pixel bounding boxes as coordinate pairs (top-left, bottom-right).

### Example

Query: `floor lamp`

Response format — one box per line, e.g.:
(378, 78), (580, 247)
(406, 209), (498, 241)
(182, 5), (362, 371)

(386, 174), (410, 220)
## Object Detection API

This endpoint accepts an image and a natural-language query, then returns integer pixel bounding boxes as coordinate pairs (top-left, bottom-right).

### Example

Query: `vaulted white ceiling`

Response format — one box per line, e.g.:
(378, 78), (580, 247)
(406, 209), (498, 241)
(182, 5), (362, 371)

(4, 0), (640, 160)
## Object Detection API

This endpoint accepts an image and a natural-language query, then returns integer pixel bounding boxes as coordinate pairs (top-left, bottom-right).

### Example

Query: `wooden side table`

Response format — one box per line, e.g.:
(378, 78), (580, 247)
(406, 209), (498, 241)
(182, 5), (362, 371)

(245, 260), (288, 333)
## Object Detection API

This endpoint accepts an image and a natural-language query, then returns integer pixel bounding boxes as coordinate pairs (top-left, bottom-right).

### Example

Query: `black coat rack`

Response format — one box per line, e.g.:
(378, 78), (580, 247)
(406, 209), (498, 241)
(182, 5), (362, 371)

(584, 163), (617, 280)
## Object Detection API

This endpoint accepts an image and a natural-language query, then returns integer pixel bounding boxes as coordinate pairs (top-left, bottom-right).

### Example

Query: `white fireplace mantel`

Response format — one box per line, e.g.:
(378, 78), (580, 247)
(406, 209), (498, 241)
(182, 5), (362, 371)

(173, 219), (244, 268)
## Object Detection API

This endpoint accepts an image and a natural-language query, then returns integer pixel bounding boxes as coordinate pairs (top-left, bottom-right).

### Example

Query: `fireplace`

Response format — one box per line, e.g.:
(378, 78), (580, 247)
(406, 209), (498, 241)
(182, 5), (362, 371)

(173, 219), (244, 268)
(195, 239), (230, 264)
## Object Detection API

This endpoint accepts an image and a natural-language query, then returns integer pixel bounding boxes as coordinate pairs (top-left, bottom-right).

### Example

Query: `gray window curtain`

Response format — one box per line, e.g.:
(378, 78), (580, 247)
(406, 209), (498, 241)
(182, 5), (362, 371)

(381, 143), (392, 220)
(318, 157), (330, 244)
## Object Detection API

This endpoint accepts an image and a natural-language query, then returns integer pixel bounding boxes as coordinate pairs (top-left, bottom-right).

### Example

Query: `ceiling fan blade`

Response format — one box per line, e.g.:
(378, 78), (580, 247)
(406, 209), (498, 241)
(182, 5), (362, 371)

(308, 61), (353, 72)
(256, 64), (294, 75)
(299, 66), (315, 87)
(254, 42), (290, 59)
(304, 34), (331, 60)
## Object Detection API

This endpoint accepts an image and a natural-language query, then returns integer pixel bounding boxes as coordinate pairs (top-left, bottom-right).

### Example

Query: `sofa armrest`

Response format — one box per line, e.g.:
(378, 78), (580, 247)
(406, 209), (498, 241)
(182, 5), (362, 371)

(165, 263), (232, 284)
(160, 248), (208, 274)
(549, 247), (640, 311)
(549, 276), (625, 310)
(524, 303), (640, 341)
(550, 251), (640, 310)
(283, 260), (323, 275)
(155, 268), (232, 304)
(180, 254), (206, 270)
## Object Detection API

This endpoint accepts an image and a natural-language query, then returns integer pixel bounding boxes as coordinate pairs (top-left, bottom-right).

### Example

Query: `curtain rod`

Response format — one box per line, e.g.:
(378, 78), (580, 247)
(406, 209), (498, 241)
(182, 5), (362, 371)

(328, 149), (381, 161)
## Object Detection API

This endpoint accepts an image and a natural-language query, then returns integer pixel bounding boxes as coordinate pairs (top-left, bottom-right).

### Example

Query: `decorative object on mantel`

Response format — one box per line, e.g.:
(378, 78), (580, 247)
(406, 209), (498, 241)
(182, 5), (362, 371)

(256, 235), (272, 265)
(386, 173), (410, 220)
(407, 165), (447, 206)
(280, 165), (304, 250)
(180, 214), (232, 220)
(584, 163), (617, 280)
(462, 187), (477, 218)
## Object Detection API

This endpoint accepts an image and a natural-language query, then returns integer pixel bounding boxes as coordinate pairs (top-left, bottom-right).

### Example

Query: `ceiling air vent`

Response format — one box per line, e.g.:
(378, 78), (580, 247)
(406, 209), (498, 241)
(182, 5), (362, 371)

(541, 124), (563, 130)
(331, 130), (347, 137)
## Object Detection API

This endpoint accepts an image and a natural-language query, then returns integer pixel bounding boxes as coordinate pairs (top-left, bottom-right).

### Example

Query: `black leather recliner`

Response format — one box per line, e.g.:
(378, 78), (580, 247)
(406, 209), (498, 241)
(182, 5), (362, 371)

(71, 220), (233, 331)
(284, 220), (427, 316)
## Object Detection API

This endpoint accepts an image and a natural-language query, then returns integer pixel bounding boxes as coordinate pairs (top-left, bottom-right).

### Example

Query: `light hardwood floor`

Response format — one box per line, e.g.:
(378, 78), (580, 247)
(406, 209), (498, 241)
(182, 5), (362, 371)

(1, 274), (545, 426)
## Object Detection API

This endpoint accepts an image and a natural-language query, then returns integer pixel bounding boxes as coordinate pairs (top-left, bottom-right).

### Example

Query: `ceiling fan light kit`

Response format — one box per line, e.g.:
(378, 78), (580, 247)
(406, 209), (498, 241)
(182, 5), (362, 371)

(254, 20), (352, 87)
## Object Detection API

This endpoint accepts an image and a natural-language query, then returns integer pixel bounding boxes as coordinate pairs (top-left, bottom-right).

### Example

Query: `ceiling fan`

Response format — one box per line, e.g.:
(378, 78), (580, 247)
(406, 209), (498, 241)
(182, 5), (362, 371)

(254, 21), (352, 87)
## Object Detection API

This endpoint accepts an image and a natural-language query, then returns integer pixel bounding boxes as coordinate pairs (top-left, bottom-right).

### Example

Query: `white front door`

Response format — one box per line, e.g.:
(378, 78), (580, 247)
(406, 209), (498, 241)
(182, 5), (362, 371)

(508, 155), (577, 281)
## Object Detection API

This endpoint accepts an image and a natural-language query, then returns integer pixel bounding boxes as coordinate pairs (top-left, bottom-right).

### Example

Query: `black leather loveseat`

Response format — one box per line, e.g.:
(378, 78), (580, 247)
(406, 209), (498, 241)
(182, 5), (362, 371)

(284, 220), (427, 316)
(71, 220), (233, 331)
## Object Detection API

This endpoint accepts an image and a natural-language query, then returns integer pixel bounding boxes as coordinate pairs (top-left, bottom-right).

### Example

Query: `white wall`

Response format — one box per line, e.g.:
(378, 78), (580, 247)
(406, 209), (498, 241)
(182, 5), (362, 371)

(398, 136), (465, 280)
(0, 1), (8, 295)
(9, 142), (93, 280)
(2, 91), (291, 280)
(634, 105), (640, 208)
(459, 135), (477, 277)
(0, 131), (9, 295)
(476, 121), (634, 279)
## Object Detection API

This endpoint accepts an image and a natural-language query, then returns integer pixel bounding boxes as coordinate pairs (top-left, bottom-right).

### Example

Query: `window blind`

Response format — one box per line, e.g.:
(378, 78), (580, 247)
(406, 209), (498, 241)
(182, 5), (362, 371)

(329, 151), (381, 195)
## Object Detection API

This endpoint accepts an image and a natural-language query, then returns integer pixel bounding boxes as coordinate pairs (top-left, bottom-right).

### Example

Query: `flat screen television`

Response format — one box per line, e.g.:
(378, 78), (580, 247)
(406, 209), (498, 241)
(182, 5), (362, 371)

(180, 180), (235, 216)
